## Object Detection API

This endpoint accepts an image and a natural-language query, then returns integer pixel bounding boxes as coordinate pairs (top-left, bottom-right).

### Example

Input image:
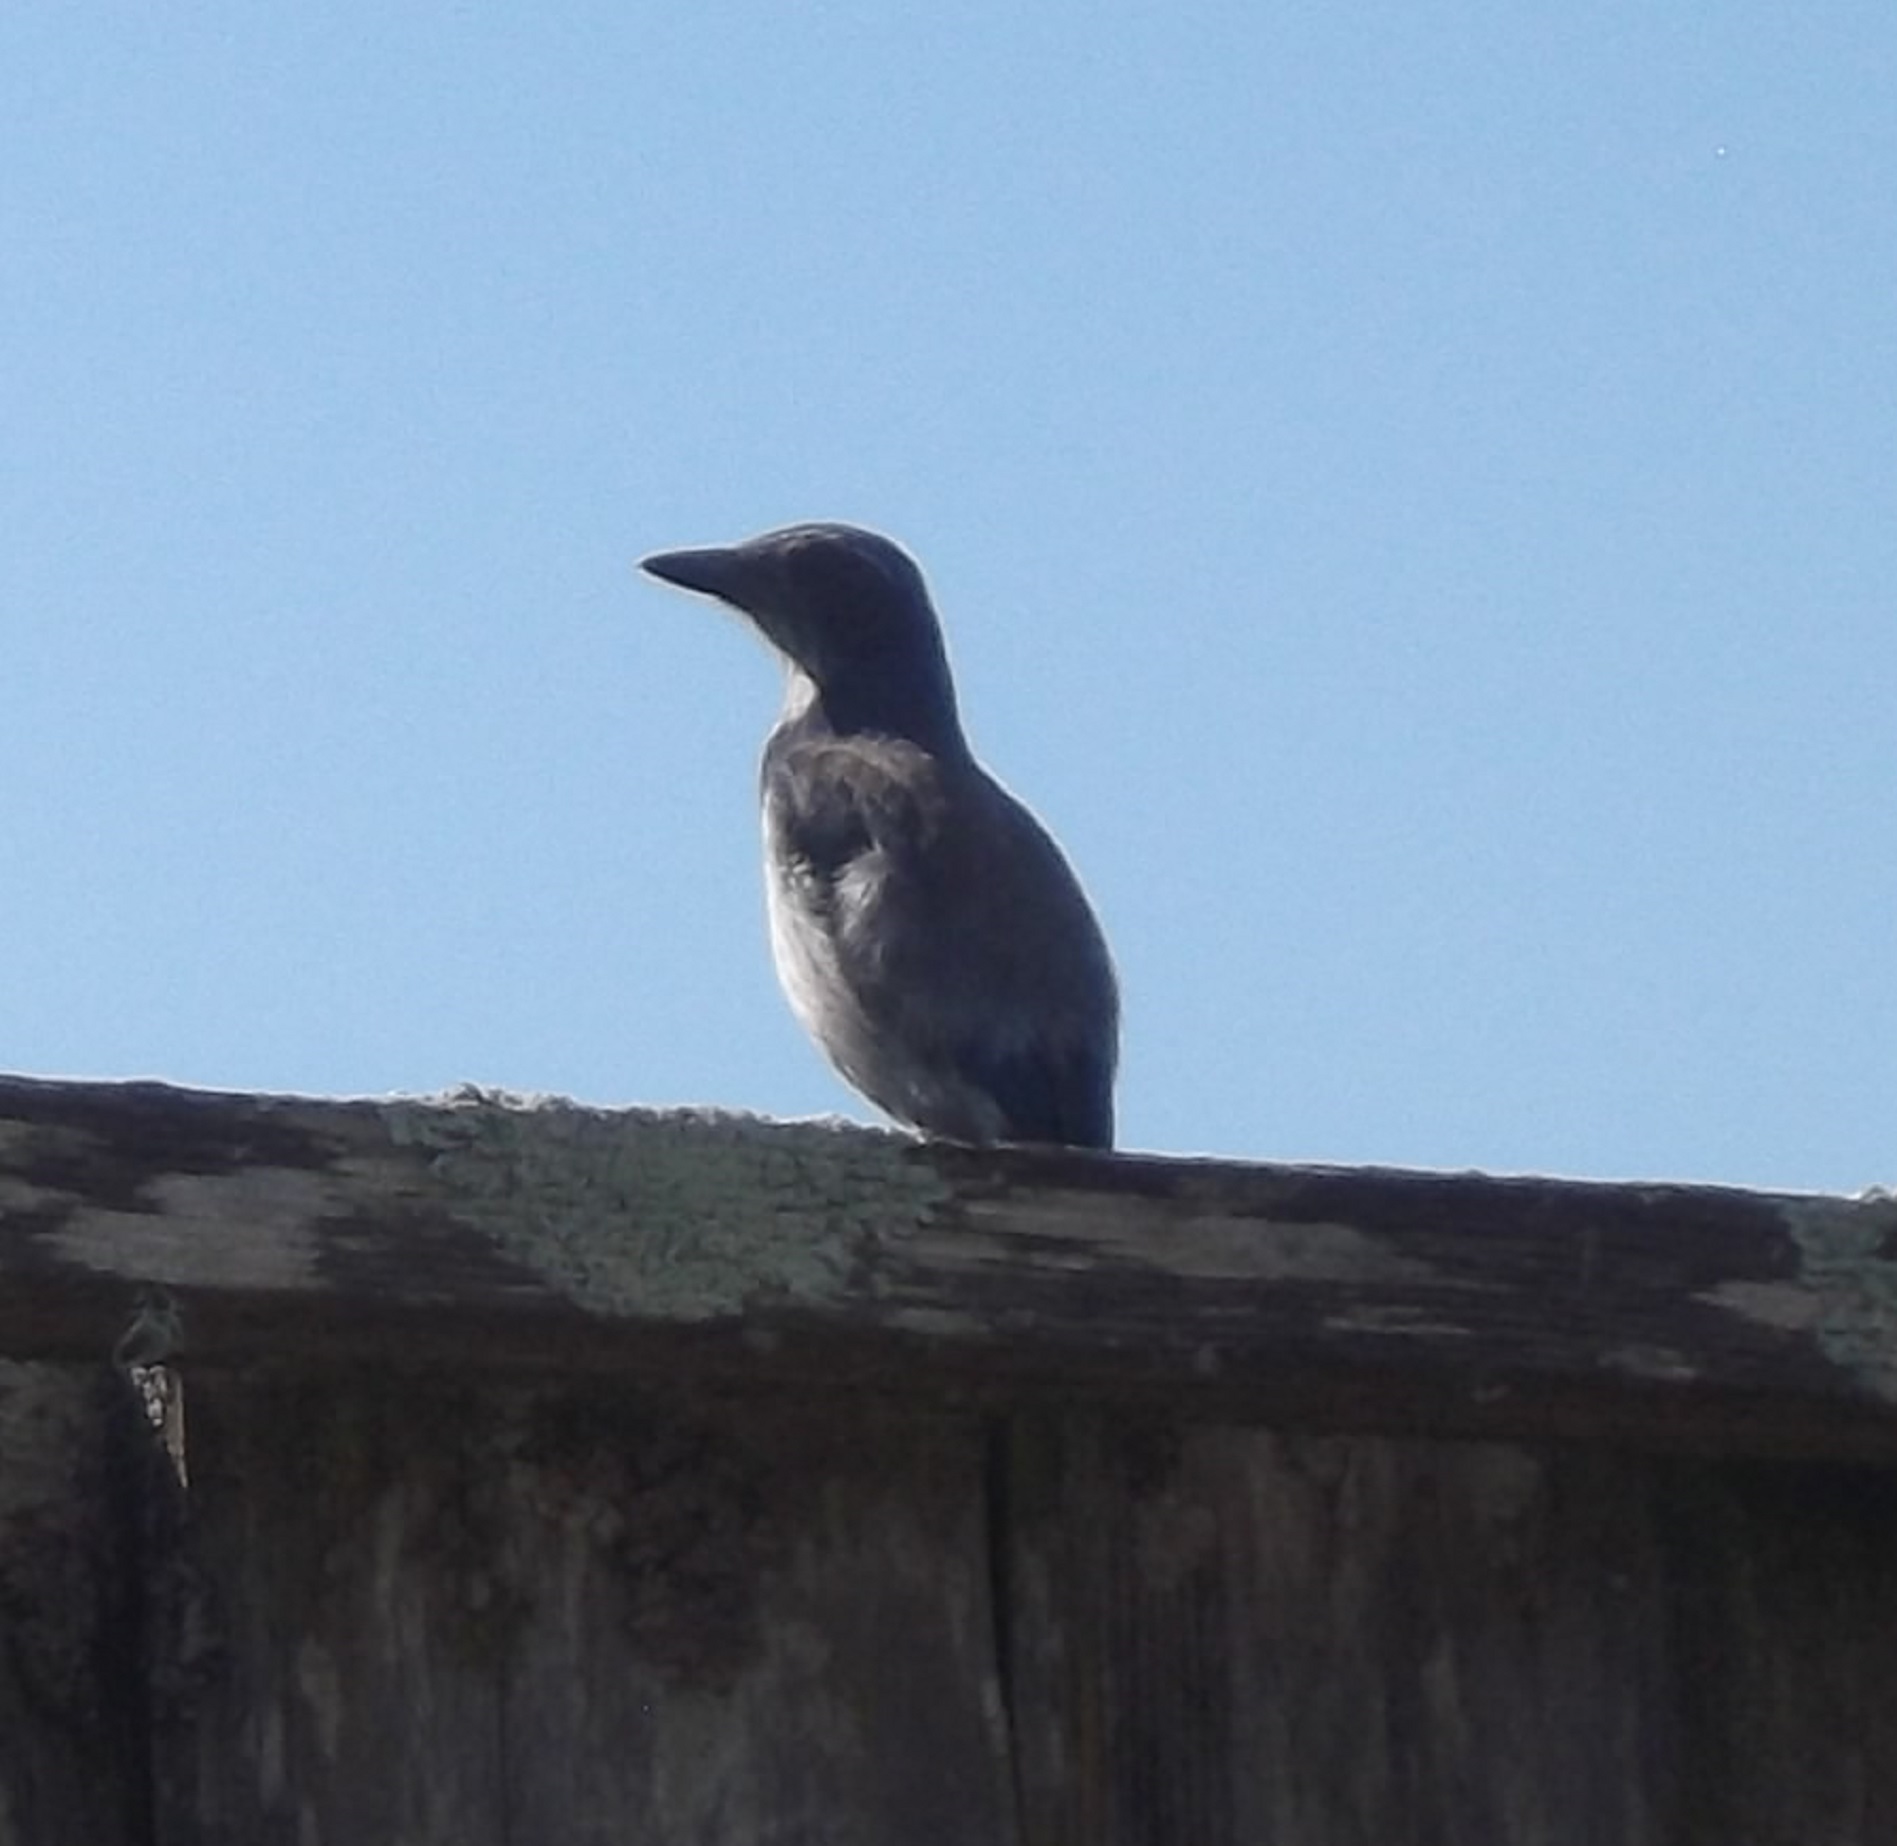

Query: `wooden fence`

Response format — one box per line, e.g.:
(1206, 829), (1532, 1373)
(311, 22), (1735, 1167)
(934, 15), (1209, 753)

(1, 1074), (1895, 1843)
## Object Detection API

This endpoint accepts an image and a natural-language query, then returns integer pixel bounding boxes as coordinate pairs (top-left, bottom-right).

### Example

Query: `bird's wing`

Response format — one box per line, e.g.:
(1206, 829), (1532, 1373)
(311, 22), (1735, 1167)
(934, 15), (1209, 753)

(762, 735), (901, 894)
(943, 1012), (1116, 1151)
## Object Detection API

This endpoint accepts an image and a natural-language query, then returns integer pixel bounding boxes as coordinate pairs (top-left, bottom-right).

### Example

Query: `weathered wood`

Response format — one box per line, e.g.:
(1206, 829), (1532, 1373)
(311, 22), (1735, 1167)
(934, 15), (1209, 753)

(0, 1363), (159, 1846)
(130, 1377), (1897, 1846)
(2, 1074), (1896, 1457)
(7, 1069), (1897, 1843)
(162, 1373), (1014, 1846)
(1656, 1460), (1897, 1844)
(1002, 1420), (1897, 1846)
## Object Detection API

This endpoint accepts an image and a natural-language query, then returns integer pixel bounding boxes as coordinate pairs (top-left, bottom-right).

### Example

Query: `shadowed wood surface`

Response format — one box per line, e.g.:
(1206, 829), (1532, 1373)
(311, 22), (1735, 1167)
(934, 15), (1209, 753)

(1, 1074), (1895, 1457)
(3, 1073), (1897, 1842)
(1001, 1419), (1897, 1845)
(164, 1376), (1013, 1846)
(0, 1363), (156, 1846)
(11, 1370), (1897, 1845)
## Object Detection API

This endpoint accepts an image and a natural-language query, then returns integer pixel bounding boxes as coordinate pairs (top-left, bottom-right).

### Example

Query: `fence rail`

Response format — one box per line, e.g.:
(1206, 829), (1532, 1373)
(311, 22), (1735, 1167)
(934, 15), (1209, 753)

(2, 1075), (1894, 1843)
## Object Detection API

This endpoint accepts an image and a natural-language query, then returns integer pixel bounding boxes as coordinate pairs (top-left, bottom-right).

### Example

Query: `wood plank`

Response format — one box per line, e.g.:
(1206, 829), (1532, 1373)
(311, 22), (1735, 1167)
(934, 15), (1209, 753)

(163, 1373), (1015, 1846)
(0, 1363), (158, 1846)
(1003, 1420), (1897, 1846)
(3, 1075), (1896, 1456)
(1656, 1459), (1897, 1845)
(1003, 1420), (1672, 1845)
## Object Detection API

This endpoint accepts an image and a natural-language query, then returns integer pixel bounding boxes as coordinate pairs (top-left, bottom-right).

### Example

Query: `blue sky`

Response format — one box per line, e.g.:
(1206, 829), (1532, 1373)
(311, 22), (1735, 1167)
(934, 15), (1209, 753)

(5, 4), (1892, 1190)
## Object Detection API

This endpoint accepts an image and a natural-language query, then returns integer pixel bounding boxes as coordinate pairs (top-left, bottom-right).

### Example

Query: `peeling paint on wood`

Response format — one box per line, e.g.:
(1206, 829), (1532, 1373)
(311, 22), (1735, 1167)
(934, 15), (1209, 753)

(2, 1074), (1897, 1457)
(5, 1076), (1897, 1841)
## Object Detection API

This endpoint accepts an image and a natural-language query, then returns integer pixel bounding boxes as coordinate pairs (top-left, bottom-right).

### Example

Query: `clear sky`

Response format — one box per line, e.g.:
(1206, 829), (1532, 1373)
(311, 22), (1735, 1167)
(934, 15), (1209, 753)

(5, 4), (1892, 1192)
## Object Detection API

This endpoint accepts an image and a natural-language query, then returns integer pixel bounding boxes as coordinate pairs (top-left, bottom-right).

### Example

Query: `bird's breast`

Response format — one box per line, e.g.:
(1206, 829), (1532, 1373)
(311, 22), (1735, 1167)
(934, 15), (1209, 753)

(760, 800), (861, 1046)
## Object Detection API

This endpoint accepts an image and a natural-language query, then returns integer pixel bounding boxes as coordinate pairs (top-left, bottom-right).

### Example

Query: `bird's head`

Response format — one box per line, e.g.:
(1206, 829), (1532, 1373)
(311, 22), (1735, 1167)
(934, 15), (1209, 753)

(641, 524), (962, 745)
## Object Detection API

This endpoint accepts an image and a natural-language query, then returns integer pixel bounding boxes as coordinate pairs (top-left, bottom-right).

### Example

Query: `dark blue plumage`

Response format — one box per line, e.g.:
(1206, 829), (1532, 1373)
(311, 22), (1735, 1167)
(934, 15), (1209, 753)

(640, 523), (1118, 1150)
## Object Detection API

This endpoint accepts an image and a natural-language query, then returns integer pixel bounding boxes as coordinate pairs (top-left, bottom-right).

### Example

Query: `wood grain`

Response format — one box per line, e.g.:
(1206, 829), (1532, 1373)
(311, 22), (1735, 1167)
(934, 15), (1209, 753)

(2, 1074), (1895, 1456)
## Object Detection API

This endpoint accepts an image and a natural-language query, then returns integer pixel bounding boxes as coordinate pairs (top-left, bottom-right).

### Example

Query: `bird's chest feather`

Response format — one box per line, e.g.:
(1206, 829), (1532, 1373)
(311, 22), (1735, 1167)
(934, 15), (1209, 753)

(760, 794), (889, 1035)
(761, 730), (937, 938)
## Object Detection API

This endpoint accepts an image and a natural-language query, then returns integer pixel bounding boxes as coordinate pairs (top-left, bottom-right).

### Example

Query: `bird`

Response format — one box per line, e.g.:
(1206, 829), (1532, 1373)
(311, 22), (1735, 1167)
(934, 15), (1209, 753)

(640, 522), (1118, 1150)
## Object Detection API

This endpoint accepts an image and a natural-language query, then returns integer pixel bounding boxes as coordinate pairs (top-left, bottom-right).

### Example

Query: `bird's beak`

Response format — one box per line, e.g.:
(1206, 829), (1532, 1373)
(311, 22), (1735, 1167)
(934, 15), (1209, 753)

(640, 545), (751, 607)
